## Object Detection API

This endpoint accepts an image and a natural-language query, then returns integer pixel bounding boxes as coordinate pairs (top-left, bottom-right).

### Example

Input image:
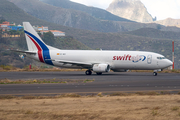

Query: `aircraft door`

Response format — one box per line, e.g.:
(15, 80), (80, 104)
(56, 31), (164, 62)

(147, 55), (152, 64)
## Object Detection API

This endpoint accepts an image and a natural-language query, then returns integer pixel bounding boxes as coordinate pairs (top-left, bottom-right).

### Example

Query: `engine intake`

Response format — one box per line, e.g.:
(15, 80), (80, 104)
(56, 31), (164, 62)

(92, 64), (110, 73)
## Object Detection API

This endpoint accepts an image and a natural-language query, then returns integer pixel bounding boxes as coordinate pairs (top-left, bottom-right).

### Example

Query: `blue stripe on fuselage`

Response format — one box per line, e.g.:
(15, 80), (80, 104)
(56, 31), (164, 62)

(25, 30), (54, 65)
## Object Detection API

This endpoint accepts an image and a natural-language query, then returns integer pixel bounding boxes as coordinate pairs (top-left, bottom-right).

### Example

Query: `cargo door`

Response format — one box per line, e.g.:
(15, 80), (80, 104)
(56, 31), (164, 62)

(147, 55), (152, 64)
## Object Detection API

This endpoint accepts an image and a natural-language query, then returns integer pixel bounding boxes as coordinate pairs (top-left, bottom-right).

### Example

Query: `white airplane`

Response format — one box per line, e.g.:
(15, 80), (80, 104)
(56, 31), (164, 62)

(13, 22), (173, 76)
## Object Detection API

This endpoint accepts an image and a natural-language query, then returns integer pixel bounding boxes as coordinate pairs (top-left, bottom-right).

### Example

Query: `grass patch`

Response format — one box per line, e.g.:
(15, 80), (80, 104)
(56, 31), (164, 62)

(0, 91), (178, 100)
(83, 79), (94, 83)
(131, 69), (180, 74)
(60, 93), (81, 98)
(0, 79), (65, 84)
(160, 91), (171, 95)
(0, 65), (86, 72)
(135, 91), (159, 95)
(171, 69), (180, 73)
(152, 110), (158, 116)
(97, 92), (103, 97)
(0, 95), (16, 99)
(0, 78), (95, 84)
(109, 91), (172, 97)
(161, 69), (180, 73)
(110, 92), (129, 96)
(0, 94), (81, 100)
(172, 106), (179, 111)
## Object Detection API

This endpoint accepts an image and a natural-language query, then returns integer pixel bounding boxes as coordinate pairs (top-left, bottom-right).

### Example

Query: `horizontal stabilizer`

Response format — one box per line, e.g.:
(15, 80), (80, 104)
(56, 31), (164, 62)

(10, 49), (36, 55)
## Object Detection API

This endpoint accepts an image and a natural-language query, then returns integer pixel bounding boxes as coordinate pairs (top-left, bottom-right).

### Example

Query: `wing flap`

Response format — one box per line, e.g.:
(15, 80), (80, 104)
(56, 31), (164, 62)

(46, 59), (92, 67)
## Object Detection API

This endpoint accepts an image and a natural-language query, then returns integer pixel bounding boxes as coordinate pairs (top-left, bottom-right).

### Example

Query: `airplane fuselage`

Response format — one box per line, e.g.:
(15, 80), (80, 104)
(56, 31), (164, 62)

(27, 50), (172, 71)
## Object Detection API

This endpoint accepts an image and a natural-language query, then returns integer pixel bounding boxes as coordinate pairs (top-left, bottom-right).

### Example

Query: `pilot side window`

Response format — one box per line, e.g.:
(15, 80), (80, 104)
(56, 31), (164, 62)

(157, 57), (166, 60)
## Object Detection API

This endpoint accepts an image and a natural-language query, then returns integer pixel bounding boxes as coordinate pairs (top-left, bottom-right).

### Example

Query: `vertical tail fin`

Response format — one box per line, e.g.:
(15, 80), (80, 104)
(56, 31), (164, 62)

(23, 22), (54, 65)
(23, 22), (48, 51)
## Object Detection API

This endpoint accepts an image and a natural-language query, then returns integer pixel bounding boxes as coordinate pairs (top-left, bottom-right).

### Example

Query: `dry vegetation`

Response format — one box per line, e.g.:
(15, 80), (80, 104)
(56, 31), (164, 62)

(0, 65), (85, 72)
(0, 94), (180, 120)
(0, 78), (94, 84)
(131, 69), (180, 74)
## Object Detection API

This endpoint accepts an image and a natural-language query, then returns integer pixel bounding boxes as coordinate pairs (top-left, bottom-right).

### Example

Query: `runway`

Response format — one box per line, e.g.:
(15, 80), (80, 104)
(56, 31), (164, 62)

(0, 71), (180, 95)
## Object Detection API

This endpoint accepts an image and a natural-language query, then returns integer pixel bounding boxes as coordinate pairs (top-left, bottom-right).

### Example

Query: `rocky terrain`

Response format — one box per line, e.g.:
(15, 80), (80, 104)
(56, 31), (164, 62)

(107, 0), (154, 23)
(40, 0), (132, 22)
(7, 0), (134, 33)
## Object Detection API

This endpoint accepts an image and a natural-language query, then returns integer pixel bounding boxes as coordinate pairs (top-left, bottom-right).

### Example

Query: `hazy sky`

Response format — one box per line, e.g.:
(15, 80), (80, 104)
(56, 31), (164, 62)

(70, 0), (180, 20)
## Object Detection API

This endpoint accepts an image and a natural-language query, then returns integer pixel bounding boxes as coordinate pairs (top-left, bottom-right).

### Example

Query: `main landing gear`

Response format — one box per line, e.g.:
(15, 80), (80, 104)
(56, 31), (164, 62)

(85, 70), (103, 75)
(85, 70), (92, 75)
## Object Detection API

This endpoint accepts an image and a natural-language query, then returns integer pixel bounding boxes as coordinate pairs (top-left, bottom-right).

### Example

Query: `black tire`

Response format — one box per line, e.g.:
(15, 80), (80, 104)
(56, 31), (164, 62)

(85, 70), (92, 75)
(153, 72), (157, 76)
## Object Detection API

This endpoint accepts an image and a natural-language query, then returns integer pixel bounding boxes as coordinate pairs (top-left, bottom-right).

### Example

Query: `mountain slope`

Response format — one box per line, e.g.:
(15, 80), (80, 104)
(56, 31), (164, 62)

(153, 18), (180, 28)
(40, 0), (133, 22)
(0, 0), (91, 49)
(107, 0), (153, 23)
(123, 28), (180, 40)
(7, 0), (130, 32)
(7, 0), (180, 33)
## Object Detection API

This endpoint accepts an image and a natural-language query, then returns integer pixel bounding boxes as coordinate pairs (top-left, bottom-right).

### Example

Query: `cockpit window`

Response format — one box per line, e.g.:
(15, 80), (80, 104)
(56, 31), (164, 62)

(157, 57), (166, 60)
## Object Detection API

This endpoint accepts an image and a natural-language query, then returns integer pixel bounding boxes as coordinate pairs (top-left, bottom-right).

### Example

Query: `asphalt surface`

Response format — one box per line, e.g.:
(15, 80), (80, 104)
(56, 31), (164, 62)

(0, 71), (180, 95)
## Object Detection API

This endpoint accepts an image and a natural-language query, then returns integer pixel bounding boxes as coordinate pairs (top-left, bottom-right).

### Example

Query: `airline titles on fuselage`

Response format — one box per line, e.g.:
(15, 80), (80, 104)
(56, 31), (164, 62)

(113, 54), (146, 63)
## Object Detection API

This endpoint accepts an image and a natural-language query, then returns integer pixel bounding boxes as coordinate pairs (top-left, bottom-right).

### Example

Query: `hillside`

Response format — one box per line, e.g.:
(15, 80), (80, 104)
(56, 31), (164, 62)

(123, 28), (180, 40)
(7, 0), (180, 33)
(7, 0), (131, 33)
(107, 0), (153, 23)
(153, 18), (180, 28)
(40, 0), (132, 22)
(0, 0), (92, 49)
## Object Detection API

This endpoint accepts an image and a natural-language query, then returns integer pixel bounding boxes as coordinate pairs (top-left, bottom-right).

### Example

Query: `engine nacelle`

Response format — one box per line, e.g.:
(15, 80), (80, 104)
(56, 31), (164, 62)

(92, 64), (110, 73)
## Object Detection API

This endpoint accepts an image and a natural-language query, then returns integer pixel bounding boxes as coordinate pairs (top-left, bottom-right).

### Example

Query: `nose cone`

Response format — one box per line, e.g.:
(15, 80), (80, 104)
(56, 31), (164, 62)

(166, 60), (173, 67)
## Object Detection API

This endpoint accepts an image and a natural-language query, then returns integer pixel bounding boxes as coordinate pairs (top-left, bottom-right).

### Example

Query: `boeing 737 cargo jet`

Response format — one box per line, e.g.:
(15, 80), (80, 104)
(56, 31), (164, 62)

(13, 22), (173, 76)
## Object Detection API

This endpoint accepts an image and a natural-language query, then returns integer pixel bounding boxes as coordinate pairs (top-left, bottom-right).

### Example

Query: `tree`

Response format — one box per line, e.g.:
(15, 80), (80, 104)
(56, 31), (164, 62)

(0, 19), (5, 24)
(42, 31), (55, 46)
(156, 24), (161, 30)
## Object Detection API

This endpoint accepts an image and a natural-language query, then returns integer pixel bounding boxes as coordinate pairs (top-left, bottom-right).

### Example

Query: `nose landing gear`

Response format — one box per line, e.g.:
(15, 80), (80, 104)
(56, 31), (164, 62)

(153, 69), (160, 76)
(153, 72), (157, 76)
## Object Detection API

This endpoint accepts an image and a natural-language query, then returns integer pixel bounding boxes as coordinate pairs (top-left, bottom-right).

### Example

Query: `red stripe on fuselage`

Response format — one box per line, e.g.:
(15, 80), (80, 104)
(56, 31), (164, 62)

(27, 35), (44, 63)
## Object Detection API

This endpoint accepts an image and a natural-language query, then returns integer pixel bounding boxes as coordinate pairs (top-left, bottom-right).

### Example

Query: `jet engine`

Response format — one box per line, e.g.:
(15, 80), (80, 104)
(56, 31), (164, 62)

(92, 64), (110, 73)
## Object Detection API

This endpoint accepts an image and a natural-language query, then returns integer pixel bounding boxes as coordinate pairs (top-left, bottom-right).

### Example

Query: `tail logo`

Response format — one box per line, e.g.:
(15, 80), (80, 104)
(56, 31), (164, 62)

(25, 30), (53, 65)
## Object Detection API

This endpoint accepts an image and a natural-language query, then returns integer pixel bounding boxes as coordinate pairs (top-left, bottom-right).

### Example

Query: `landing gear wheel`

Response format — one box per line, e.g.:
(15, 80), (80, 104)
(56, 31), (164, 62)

(85, 70), (92, 75)
(153, 72), (157, 76)
(96, 72), (102, 75)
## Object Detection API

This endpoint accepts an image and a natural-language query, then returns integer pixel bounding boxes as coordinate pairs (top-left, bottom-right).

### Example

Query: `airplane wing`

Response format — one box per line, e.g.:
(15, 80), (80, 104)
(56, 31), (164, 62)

(46, 59), (93, 67)
(10, 50), (36, 55)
